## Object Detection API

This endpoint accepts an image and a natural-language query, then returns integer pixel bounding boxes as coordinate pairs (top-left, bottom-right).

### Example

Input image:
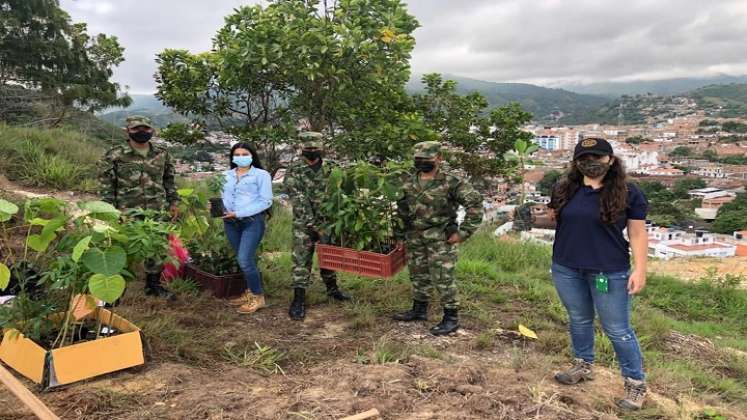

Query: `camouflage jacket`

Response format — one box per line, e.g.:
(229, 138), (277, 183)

(98, 143), (179, 211)
(395, 167), (484, 241)
(283, 159), (338, 230)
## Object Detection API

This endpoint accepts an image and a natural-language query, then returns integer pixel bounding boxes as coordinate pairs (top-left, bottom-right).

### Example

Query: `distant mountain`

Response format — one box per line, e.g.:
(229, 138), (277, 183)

(98, 94), (186, 128)
(560, 75), (747, 98)
(408, 74), (608, 124)
(688, 83), (747, 118)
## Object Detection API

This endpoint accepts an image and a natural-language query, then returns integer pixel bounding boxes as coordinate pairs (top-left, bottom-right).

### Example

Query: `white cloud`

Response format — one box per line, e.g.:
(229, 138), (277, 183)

(60, 0), (747, 92)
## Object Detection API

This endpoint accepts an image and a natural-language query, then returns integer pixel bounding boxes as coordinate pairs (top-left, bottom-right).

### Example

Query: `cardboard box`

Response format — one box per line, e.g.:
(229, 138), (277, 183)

(0, 308), (144, 389)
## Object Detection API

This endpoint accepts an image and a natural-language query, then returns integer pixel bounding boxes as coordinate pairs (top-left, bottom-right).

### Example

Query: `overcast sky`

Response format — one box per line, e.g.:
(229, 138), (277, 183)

(60, 0), (747, 94)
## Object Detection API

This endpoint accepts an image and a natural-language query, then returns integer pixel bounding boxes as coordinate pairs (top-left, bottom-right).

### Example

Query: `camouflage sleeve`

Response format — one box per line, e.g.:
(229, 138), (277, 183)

(163, 151), (179, 205)
(98, 151), (117, 207)
(283, 166), (314, 229)
(454, 178), (484, 240)
(394, 192), (411, 241)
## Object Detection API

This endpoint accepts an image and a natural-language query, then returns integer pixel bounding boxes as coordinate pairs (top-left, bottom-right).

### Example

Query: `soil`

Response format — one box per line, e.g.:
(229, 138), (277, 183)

(1, 284), (744, 420)
(649, 256), (747, 287)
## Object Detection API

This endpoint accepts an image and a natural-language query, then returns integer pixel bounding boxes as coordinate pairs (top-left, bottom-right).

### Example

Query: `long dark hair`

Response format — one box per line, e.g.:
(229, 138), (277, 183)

(229, 142), (265, 170)
(549, 155), (629, 224)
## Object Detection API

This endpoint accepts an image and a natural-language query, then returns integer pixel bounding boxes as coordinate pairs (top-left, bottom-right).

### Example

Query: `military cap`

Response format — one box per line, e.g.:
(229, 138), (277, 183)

(299, 131), (323, 149)
(125, 115), (153, 129)
(413, 141), (442, 158)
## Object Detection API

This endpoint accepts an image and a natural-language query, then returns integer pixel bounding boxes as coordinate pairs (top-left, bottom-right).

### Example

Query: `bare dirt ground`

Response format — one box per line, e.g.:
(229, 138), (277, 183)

(1, 284), (745, 420)
(649, 256), (747, 286)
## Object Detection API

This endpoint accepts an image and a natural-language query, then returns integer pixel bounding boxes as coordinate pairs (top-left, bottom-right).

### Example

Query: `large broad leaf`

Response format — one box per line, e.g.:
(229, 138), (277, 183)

(0, 199), (19, 222)
(177, 188), (194, 197)
(41, 216), (67, 238)
(81, 246), (126, 276)
(79, 201), (120, 221)
(0, 263), (10, 290)
(88, 274), (126, 304)
(26, 232), (56, 253)
(72, 236), (93, 262)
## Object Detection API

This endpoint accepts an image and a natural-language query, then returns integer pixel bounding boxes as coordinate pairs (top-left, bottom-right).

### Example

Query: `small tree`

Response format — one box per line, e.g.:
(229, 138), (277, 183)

(503, 139), (539, 205)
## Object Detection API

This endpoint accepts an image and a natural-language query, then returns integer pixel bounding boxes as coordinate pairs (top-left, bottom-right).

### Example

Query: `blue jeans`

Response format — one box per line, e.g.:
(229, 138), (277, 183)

(224, 215), (266, 295)
(551, 262), (645, 380)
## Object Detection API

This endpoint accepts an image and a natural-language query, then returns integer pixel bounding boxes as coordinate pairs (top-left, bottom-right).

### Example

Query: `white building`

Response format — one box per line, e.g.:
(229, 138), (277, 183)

(647, 226), (736, 259)
(688, 188), (734, 200)
(533, 135), (561, 151)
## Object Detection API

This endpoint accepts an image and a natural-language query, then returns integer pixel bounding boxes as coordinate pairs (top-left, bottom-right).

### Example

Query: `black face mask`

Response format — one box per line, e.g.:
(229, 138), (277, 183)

(302, 150), (322, 162)
(576, 158), (610, 178)
(414, 159), (436, 173)
(129, 131), (153, 143)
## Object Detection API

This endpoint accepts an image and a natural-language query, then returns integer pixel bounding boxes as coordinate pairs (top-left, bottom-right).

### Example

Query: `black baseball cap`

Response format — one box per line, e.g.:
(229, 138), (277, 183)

(574, 137), (614, 159)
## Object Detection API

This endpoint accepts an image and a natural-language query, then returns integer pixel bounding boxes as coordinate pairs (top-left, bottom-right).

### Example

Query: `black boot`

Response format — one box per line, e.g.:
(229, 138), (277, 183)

(144, 273), (175, 301)
(430, 308), (459, 336)
(324, 279), (351, 301)
(289, 288), (306, 320)
(393, 300), (428, 322)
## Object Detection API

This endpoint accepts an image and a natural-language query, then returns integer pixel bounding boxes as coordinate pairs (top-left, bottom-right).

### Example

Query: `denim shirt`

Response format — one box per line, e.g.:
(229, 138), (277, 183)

(221, 167), (273, 218)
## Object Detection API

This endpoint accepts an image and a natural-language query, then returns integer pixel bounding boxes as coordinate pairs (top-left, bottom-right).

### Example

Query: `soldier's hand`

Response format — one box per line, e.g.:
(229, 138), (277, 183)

(222, 211), (237, 219)
(447, 233), (462, 245)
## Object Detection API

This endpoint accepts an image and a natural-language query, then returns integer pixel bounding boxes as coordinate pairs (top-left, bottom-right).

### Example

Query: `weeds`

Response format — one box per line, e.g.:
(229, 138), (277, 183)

(223, 342), (286, 375)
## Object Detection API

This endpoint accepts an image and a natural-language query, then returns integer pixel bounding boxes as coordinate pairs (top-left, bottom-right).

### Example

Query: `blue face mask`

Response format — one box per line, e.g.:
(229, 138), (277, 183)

(233, 155), (253, 168)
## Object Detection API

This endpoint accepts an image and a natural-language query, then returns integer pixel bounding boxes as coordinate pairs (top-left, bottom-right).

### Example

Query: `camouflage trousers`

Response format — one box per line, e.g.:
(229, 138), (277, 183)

(291, 227), (336, 289)
(405, 228), (459, 310)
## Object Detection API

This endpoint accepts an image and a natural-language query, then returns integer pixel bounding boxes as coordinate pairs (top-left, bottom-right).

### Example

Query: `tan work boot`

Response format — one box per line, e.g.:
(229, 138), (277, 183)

(554, 358), (594, 385)
(228, 291), (251, 306)
(617, 377), (647, 410)
(238, 294), (266, 314)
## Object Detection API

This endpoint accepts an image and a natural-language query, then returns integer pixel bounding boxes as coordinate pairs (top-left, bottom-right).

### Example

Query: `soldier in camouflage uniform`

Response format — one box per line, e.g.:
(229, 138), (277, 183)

(283, 131), (351, 320)
(393, 141), (484, 335)
(98, 116), (178, 299)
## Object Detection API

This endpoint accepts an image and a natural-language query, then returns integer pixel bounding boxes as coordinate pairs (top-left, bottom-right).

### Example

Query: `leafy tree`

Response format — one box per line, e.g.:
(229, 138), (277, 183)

(537, 170), (562, 196)
(625, 136), (645, 144)
(160, 123), (205, 145)
(672, 177), (706, 199)
(155, 0), (421, 172)
(670, 146), (692, 157)
(503, 138), (539, 205)
(701, 149), (718, 161)
(713, 208), (747, 234)
(722, 121), (747, 133)
(0, 1), (130, 124)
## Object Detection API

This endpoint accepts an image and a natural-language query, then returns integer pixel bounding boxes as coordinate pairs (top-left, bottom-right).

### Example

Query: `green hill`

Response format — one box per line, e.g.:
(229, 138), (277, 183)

(408, 74), (608, 123)
(98, 94), (187, 128)
(688, 83), (747, 118)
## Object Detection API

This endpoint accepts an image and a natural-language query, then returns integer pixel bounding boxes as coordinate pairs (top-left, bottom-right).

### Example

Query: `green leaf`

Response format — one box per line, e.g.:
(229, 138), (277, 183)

(72, 236), (93, 262)
(26, 232), (55, 253)
(81, 246), (127, 276)
(0, 199), (19, 222)
(79, 201), (120, 220)
(41, 216), (66, 238)
(88, 274), (126, 304)
(0, 263), (10, 291)
(177, 188), (194, 197)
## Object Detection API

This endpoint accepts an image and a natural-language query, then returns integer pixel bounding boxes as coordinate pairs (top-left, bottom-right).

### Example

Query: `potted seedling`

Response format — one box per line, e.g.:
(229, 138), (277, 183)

(316, 162), (407, 278)
(176, 185), (244, 298)
(0, 199), (146, 389)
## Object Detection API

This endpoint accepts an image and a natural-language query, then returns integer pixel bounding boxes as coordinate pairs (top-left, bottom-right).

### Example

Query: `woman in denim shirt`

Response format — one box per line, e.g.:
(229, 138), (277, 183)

(222, 142), (273, 314)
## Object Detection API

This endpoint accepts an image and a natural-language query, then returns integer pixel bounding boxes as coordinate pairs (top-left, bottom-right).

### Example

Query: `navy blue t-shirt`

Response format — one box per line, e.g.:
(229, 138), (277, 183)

(552, 182), (648, 272)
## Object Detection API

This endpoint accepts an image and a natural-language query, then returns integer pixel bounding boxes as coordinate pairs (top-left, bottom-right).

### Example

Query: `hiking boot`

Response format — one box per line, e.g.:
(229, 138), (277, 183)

(144, 273), (175, 301)
(429, 308), (459, 336)
(554, 358), (594, 385)
(324, 280), (351, 301)
(289, 288), (306, 320)
(392, 300), (428, 322)
(238, 294), (266, 314)
(228, 291), (252, 306)
(617, 377), (647, 410)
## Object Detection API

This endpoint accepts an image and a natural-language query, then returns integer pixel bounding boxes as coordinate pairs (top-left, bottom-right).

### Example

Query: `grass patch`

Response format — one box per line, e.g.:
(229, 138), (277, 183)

(223, 342), (286, 375)
(0, 123), (103, 190)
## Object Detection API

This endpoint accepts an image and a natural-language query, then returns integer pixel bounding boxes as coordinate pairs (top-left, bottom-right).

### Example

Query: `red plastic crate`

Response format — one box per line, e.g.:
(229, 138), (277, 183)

(316, 243), (407, 278)
(183, 263), (246, 298)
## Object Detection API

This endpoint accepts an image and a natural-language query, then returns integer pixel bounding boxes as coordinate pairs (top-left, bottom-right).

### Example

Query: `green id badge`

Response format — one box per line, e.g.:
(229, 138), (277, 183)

(595, 273), (609, 293)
